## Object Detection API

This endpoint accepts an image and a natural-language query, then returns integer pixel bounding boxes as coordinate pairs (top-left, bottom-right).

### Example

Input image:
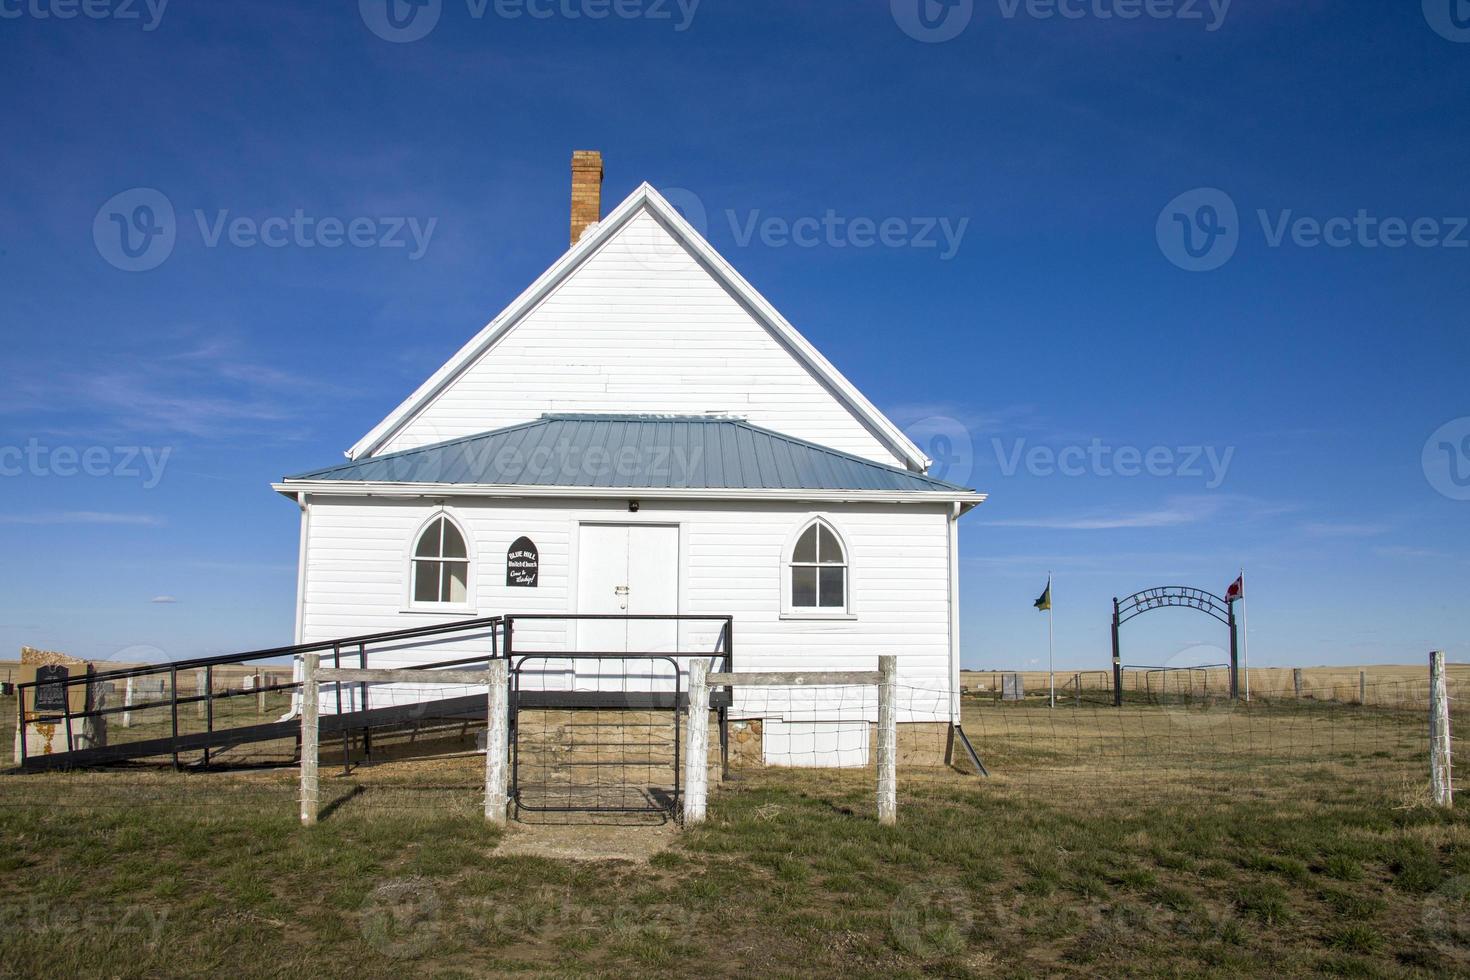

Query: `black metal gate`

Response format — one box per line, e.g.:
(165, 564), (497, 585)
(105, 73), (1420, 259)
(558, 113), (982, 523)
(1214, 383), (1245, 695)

(509, 654), (682, 815)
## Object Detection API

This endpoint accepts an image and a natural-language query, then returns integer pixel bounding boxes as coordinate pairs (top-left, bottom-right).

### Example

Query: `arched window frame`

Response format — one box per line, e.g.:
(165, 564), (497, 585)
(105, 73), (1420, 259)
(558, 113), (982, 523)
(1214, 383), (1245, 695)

(404, 510), (475, 613)
(780, 516), (856, 620)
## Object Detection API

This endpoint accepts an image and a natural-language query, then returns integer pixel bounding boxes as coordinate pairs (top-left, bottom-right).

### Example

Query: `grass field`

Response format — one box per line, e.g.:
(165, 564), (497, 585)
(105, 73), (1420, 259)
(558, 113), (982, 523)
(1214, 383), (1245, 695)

(2, 691), (1469, 977)
(964, 663), (1470, 708)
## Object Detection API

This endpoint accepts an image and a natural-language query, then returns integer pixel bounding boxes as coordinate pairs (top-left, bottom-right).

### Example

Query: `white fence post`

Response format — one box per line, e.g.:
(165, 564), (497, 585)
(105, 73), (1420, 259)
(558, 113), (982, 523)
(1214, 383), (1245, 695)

(255, 671), (266, 715)
(1431, 650), (1453, 808)
(877, 655), (897, 826)
(300, 653), (320, 827)
(195, 668), (208, 719)
(485, 659), (509, 825)
(683, 659), (710, 826)
(123, 676), (134, 728)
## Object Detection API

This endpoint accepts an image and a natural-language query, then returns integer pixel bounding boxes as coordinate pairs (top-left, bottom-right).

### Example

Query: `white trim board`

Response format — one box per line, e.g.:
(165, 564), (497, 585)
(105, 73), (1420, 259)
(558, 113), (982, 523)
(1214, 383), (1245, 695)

(273, 480), (985, 508)
(345, 183), (932, 473)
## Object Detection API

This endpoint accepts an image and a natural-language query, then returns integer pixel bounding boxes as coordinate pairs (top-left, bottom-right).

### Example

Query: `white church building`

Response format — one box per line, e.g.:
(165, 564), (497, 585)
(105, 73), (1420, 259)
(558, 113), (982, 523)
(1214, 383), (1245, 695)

(274, 152), (984, 764)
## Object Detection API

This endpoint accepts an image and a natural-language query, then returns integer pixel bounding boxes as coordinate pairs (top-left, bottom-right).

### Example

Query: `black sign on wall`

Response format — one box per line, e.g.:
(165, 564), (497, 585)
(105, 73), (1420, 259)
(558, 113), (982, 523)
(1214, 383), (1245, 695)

(507, 537), (539, 587)
(34, 665), (69, 713)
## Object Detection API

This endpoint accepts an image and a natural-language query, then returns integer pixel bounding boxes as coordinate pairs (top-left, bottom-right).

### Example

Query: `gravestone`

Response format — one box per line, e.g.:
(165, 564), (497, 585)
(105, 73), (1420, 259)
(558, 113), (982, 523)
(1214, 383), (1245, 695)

(122, 676), (167, 727)
(33, 666), (69, 713)
(16, 647), (102, 759)
(1002, 673), (1024, 702)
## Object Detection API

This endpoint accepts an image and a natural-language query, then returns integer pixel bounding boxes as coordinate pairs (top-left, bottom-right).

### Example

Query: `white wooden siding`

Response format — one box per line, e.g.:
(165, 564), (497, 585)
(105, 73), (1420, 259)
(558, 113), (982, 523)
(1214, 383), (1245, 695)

(297, 495), (954, 722)
(379, 210), (903, 467)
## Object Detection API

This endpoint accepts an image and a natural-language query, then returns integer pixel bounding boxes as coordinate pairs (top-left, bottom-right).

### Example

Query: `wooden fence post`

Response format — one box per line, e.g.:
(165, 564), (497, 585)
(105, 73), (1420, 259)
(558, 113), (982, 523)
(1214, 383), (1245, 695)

(1431, 651), (1453, 808)
(123, 676), (134, 728)
(13, 689), (22, 765)
(195, 668), (208, 719)
(683, 659), (710, 826)
(1359, 670), (1366, 707)
(300, 654), (319, 827)
(1074, 672), (1082, 707)
(484, 659), (509, 825)
(255, 672), (266, 715)
(1293, 668), (1303, 699)
(877, 655), (897, 827)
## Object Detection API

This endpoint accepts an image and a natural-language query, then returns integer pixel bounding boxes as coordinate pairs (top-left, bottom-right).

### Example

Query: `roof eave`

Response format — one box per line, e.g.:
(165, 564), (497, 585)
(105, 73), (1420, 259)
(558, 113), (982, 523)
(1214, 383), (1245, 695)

(274, 480), (986, 506)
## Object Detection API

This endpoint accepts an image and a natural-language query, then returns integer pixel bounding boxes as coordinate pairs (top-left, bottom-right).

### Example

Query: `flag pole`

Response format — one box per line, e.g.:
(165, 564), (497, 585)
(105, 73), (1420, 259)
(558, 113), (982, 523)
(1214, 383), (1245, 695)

(1241, 567), (1250, 703)
(1047, 572), (1055, 709)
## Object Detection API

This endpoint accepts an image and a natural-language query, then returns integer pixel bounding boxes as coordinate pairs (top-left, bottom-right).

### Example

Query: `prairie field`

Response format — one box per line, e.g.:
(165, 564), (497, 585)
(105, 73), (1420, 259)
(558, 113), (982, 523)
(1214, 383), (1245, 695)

(1, 681), (1469, 978)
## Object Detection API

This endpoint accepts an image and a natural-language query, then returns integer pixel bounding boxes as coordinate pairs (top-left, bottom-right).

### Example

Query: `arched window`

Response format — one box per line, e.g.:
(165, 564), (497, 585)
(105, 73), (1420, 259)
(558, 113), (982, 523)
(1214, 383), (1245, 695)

(789, 519), (847, 610)
(412, 515), (469, 604)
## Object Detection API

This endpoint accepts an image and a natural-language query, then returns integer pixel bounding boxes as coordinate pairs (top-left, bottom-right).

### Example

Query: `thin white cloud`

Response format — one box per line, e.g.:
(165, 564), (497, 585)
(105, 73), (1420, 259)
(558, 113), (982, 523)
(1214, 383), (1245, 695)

(0, 512), (164, 526)
(0, 331), (351, 439)
(981, 495), (1293, 532)
(1301, 522), (1389, 538)
(982, 495), (1226, 530)
(882, 401), (1043, 437)
(150, 595), (178, 604)
(1372, 545), (1449, 560)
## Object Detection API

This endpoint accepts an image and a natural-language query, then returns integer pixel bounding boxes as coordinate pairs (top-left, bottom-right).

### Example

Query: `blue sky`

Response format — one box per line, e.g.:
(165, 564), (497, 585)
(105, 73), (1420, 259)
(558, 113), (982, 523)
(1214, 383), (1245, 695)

(2, 0), (1467, 671)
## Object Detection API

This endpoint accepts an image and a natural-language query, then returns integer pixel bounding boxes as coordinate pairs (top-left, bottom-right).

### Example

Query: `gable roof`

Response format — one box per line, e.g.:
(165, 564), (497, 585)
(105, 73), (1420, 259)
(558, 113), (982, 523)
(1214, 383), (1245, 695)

(346, 183), (932, 472)
(290, 414), (975, 496)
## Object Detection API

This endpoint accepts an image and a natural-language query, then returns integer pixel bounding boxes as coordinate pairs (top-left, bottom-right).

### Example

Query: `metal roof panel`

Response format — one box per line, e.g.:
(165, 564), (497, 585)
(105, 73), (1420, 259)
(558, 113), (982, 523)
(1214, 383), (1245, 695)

(288, 415), (973, 494)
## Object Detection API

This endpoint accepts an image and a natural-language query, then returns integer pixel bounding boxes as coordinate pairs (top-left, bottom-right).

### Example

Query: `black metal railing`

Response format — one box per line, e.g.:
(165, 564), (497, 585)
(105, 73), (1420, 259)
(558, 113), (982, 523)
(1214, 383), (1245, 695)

(13, 613), (734, 772)
(15, 616), (506, 768)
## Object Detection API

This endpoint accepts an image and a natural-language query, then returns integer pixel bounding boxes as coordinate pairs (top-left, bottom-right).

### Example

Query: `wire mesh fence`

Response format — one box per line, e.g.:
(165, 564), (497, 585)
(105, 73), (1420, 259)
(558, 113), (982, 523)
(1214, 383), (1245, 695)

(961, 673), (1459, 806)
(3, 662), (1464, 823)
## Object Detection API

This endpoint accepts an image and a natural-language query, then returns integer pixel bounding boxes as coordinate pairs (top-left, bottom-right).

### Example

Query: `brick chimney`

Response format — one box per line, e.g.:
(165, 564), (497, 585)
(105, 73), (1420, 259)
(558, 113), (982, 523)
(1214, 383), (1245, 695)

(570, 150), (604, 246)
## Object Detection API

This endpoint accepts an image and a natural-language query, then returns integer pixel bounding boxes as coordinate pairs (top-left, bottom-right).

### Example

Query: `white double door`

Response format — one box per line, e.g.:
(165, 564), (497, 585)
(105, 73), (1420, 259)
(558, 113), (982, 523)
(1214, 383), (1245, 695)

(574, 524), (680, 691)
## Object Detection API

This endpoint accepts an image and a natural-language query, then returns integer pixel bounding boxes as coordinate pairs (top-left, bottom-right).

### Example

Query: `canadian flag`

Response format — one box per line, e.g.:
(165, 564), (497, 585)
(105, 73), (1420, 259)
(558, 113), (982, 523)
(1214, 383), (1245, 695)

(1225, 574), (1244, 603)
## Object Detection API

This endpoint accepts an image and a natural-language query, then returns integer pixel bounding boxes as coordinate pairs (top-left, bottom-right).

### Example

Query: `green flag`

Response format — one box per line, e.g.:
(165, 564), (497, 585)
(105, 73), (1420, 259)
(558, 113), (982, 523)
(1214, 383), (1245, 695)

(1034, 580), (1051, 611)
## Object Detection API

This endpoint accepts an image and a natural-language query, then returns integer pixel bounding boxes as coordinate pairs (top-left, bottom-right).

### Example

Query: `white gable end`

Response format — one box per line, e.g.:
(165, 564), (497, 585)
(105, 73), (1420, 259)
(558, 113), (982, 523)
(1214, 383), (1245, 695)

(355, 186), (929, 471)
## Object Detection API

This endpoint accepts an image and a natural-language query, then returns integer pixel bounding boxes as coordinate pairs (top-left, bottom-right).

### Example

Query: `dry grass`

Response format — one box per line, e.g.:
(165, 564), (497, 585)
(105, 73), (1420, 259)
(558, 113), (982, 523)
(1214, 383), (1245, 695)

(964, 662), (1470, 708)
(0, 691), (1468, 977)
